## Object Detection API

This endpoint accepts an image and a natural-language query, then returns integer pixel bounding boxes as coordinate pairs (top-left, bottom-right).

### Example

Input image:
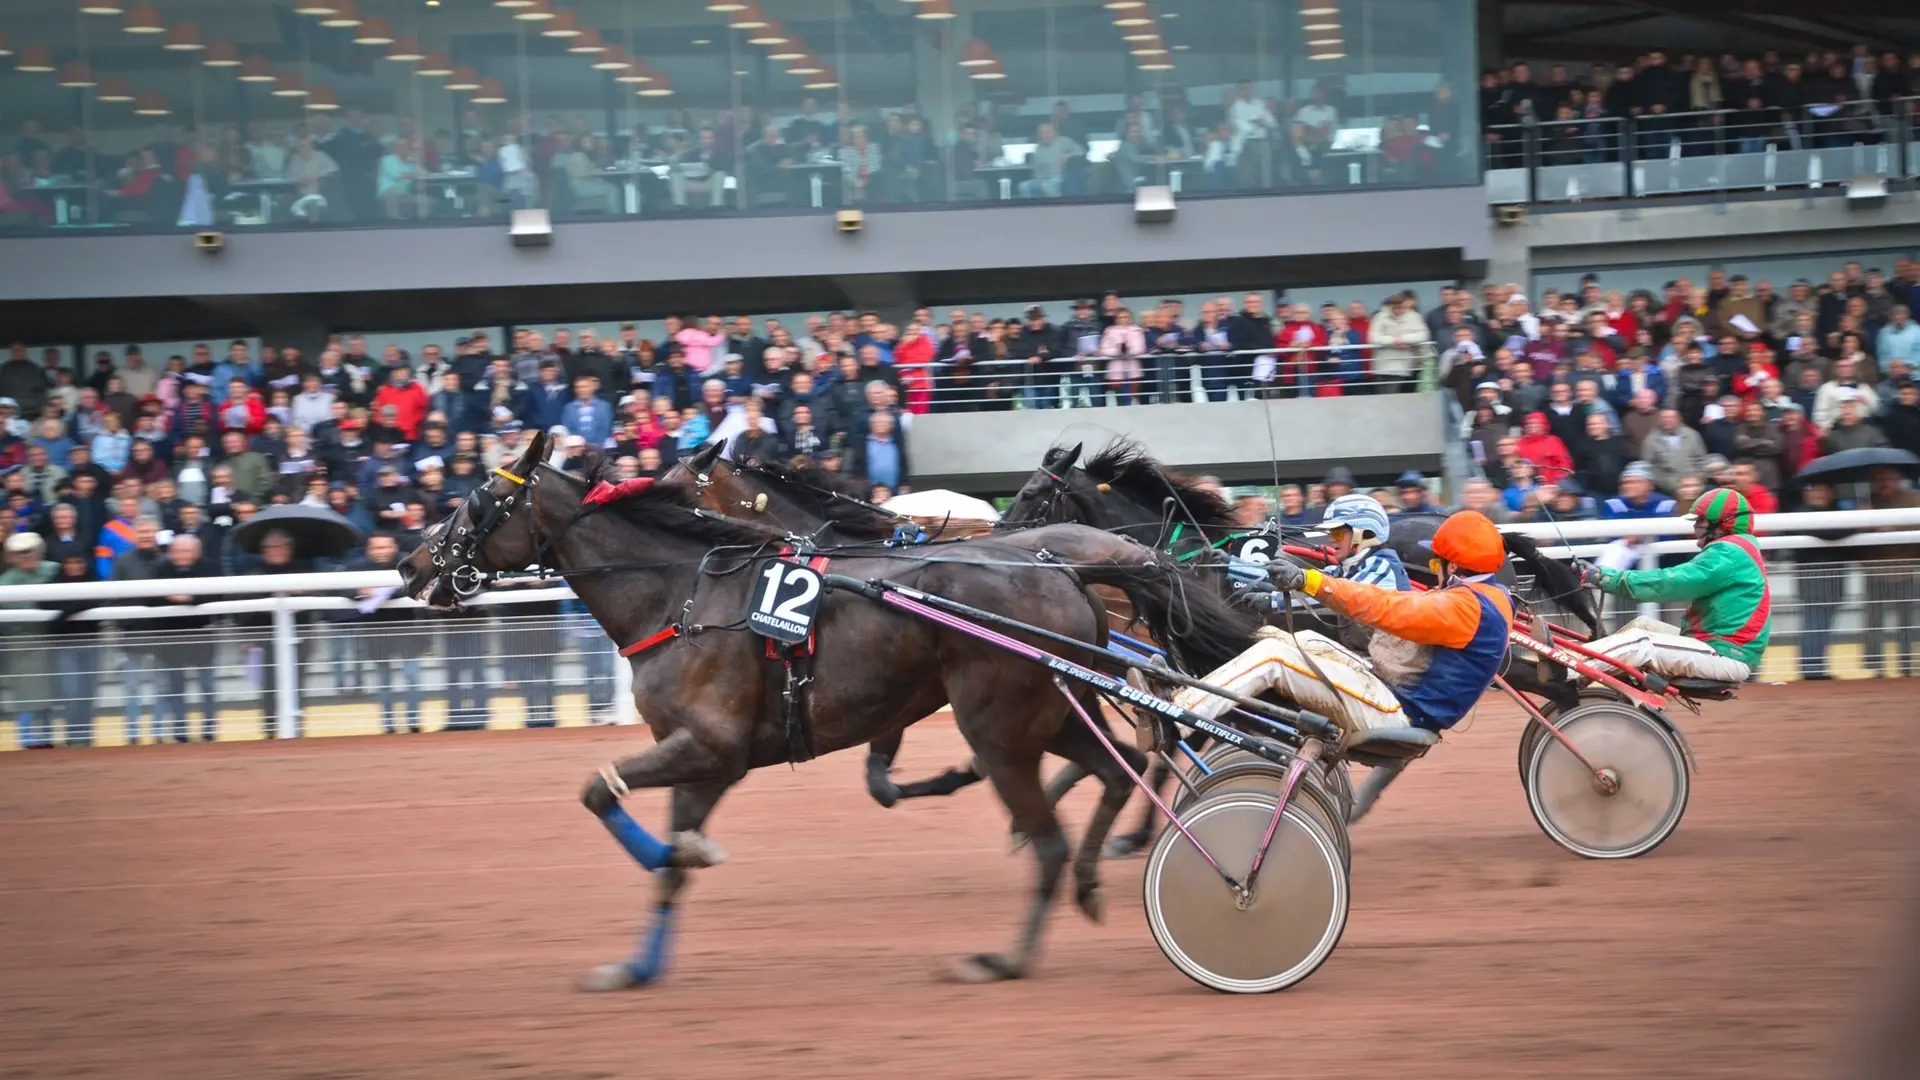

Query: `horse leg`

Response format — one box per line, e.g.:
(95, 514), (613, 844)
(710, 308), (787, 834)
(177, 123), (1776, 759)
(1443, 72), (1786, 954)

(1105, 728), (1208, 857)
(891, 757), (985, 799)
(946, 713), (1070, 983)
(578, 727), (739, 874)
(581, 778), (730, 992)
(1044, 695), (1145, 922)
(1008, 761), (1089, 853)
(865, 730), (905, 808)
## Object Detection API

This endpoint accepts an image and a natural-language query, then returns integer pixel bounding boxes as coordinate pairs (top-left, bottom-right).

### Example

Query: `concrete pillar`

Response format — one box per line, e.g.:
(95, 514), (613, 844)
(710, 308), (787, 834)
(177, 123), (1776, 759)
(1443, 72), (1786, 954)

(1476, 0), (1502, 70)
(833, 272), (922, 329)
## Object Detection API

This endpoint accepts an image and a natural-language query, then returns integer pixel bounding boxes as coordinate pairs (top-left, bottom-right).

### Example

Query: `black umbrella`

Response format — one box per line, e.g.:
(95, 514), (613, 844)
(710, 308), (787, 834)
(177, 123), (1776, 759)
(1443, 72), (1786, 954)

(1793, 447), (1920, 486)
(230, 504), (367, 560)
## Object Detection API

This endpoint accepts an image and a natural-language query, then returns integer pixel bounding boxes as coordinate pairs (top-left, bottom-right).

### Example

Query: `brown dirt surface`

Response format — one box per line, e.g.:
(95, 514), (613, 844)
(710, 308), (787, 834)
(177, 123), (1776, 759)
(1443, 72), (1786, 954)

(1, 683), (1915, 1080)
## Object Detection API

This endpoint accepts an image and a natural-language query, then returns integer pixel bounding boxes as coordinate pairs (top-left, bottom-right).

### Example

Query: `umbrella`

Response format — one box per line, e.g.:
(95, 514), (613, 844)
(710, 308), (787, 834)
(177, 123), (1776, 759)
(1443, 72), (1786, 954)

(230, 503), (367, 560)
(882, 489), (1001, 523)
(1793, 447), (1920, 485)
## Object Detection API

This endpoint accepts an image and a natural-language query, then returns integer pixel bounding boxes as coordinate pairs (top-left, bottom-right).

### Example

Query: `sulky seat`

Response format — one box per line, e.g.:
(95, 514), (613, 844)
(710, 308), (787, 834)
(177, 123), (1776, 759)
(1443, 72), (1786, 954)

(1342, 725), (1439, 767)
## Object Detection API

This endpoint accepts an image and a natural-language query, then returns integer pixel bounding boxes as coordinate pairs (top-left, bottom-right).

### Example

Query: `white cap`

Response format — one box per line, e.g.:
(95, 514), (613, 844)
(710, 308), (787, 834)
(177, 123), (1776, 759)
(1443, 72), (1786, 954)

(5, 532), (47, 554)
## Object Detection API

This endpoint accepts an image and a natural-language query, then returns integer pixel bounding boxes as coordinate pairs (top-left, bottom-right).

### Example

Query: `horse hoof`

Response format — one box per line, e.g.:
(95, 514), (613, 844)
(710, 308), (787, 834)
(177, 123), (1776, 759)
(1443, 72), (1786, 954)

(579, 962), (651, 992)
(1007, 831), (1029, 854)
(941, 953), (1024, 984)
(669, 832), (728, 869)
(1103, 835), (1145, 859)
(1076, 883), (1106, 924)
(869, 782), (901, 810)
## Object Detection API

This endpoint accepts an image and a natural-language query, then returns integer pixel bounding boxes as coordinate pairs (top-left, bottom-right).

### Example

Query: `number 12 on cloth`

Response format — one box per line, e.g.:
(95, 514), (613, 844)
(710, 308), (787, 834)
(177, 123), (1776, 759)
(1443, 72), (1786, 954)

(748, 562), (824, 645)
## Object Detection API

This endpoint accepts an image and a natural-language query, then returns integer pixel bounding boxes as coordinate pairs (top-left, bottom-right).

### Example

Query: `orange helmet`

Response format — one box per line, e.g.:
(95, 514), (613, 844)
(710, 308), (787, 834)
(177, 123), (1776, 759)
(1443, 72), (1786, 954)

(1424, 511), (1506, 575)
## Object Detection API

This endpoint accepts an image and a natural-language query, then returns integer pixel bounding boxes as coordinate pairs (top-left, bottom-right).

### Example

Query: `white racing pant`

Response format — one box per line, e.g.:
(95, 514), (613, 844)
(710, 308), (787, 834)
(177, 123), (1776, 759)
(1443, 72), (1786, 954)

(1581, 617), (1751, 684)
(1172, 626), (1411, 740)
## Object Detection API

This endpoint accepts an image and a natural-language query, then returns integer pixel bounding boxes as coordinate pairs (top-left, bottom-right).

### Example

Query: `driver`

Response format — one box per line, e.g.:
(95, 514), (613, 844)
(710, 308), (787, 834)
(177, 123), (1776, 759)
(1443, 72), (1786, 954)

(1245, 511), (1515, 821)
(1577, 487), (1769, 685)
(1226, 492), (1408, 606)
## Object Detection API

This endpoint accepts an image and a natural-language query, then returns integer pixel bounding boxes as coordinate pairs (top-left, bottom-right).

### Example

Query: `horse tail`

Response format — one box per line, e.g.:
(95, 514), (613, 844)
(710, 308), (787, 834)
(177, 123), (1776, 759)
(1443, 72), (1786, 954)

(1071, 559), (1260, 677)
(1501, 530), (1599, 633)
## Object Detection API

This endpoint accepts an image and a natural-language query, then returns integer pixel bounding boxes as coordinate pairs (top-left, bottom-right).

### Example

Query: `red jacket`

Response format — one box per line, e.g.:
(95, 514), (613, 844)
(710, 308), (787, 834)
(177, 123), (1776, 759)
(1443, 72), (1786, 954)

(1276, 320), (1327, 383)
(1603, 309), (1639, 342)
(1515, 432), (1575, 480)
(216, 393), (266, 436)
(1731, 363), (1779, 401)
(373, 380), (430, 440)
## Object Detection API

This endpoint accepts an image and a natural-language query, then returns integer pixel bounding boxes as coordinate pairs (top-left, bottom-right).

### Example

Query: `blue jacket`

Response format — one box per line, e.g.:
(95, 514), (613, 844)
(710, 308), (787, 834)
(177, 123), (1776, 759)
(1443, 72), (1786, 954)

(562, 396), (613, 446)
(1603, 493), (1677, 519)
(1307, 572), (1513, 730)
(528, 383), (571, 432)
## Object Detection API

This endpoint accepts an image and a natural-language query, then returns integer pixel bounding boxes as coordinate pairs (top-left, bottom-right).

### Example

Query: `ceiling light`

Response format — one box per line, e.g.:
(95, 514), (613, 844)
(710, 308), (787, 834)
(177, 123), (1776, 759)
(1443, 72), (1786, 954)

(959, 39), (995, 67)
(134, 90), (171, 115)
(513, 1), (557, 21)
(272, 73), (310, 96)
(164, 23), (204, 50)
(969, 61), (1006, 80)
(638, 73), (673, 96)
(726, 3), (769, 30)
(786, 54), (824, 75)
(293, 2), (339, 14)
(1300, 5), (1339, 14)
(1121, 25), (1161, 40)
(747, 21), (789, 46)
(1137, 59), (1174, 71)
(353, 18), (395, 45)
(495, 0), (537, 7)
(593, 46), (632, 70)
(306, 86), (342, 110)
(1112, 15), (1154, 27)
(122, 5), (166, 33)
(238, 56), (277, 81)
(1172, 44), (1190, 51)
(319, 1), (363, 29)
(1309, 50), (1346, 60)
(472, 78), (508, 104)
(569, 28), (608, 53)
(58, 62), (97, 88)
(704, 1), (748, 9)
(617, 59), (655, 84)
(416, 51), (454, 76)
(1303, 20), (1340, 30)
(692, 38), (711, 45)
(81, 1), (126, 14)
(1102, 0), (1146, 8)
(766, 41), (807, 61)
(444, 66), (483, 91)
(542, 12), (583, 37)
(1131, 39), (1168, 55)
(915, 0), (957, 19)
(202, 42), (242, 66)
(1308, 37), (1343, 46)
(386, 36), (426, 61)
(803, 67), (840, 89)
(15, 46), (56, 72)
(97, 76), (136, 101)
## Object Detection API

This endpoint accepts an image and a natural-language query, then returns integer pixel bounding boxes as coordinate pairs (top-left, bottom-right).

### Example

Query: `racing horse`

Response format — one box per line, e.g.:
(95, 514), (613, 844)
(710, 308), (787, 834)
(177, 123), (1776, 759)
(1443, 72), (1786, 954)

(398, 430), (1262, 988)
(655, 442), (1185, 811)
(989, 438), (1598, 853)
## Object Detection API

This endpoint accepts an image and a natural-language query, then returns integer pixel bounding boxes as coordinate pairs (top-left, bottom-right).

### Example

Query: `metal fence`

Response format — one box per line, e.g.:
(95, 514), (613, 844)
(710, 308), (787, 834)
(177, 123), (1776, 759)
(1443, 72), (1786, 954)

(1485, 96), (1920, 205)
(893, 342), (1438, 413)
(3, 508), (1919, 751)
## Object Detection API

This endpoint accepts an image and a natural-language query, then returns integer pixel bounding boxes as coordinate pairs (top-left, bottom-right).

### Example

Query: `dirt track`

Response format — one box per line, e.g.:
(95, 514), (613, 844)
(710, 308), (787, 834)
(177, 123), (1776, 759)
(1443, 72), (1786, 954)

(1, 683), (1915, 1080)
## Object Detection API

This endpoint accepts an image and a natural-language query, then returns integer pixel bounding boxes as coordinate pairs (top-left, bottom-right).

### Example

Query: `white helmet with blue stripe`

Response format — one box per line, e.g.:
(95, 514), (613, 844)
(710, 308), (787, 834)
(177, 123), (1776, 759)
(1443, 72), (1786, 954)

(1320, 492), (1391, 548)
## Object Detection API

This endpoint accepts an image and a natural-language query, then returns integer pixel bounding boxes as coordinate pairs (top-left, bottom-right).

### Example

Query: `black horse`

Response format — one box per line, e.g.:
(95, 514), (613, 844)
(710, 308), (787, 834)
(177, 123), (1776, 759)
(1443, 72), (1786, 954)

(399, 431), (1261, 988)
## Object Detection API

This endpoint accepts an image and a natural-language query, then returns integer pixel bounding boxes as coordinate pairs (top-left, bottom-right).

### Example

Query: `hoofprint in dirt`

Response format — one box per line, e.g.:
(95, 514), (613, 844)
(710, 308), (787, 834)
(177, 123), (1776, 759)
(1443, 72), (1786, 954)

(0, 683), (1911, 1080)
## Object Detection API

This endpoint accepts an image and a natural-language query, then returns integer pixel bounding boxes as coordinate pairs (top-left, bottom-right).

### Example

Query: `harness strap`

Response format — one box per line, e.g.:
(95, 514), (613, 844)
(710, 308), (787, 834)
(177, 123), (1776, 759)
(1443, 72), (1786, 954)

(619, 625), (681, 658)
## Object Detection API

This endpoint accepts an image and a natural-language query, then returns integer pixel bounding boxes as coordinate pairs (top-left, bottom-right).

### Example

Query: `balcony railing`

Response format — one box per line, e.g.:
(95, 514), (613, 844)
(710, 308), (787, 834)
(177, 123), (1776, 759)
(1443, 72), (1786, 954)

(1484, 96), (1920, 206)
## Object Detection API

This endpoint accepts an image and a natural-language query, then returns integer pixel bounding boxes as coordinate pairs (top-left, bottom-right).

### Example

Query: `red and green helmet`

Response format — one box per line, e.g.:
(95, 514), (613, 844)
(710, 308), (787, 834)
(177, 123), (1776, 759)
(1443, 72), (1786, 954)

(1688, 488), (1754, 536)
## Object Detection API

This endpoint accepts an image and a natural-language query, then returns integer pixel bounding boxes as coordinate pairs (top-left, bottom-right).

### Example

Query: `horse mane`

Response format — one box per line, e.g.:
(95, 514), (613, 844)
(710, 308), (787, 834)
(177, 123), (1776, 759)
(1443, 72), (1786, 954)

(569, 451), (777, 549)
(1079, 438), (1240, 529)
(728, 442), (900, 540)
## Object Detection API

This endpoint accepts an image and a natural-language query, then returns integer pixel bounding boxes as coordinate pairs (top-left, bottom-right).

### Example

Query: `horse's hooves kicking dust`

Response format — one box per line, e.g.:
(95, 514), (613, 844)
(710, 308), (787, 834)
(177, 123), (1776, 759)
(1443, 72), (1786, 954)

(941, 953), (1027, 984)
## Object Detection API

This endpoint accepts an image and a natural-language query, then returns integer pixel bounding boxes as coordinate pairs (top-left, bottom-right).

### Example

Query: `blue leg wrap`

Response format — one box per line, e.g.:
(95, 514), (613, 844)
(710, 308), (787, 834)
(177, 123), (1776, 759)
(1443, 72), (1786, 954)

(623, 905), (675, 984)
(600, 805), (671, 871)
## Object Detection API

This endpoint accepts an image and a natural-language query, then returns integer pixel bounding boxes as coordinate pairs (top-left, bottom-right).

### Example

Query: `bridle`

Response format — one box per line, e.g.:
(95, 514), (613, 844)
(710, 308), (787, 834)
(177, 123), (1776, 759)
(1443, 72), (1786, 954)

(427, 464), (541, 598)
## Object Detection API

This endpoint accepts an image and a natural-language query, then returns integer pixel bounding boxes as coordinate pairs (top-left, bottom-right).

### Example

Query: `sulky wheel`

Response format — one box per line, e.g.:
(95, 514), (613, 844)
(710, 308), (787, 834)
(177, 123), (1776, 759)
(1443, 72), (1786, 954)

(1189, 735), (1296, 781)
(1517, 687), (1625, 785)
(1523, 701), (1689, 860)
(1172, 759), (1351, 868)
(1142, 790), (1349, 994)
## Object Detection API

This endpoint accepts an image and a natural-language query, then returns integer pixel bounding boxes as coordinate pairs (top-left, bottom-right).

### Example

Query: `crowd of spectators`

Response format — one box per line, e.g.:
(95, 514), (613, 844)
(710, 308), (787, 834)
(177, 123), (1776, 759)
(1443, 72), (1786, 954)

(1429, 257), (1920, 523)
(1482, 46), (1920, 167)
(1, 71), (1472, 231)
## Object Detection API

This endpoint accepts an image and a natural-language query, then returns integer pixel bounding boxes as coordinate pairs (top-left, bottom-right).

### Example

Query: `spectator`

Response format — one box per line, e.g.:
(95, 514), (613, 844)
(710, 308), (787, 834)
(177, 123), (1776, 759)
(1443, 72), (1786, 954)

(1878, 304), (1920, 367)
(847, 410), (907, 491)
(1641, 408), (1708, 493)
(1515, 411), (1575, 480)
(220, 429), (275, 504)
(1732, 400), (1786, 492)
(370, 364), (428, 441)
(1575, 410), (1631, 495)
(1, 532), (58, 748)
(1883, 377), (1920, 455)
(149, 533), (218, 742)
(1791, 481), (1853, 680)
(1821, 396), (1889, 454)
(240, 528), (311, 736)
(1099, 308), (1148, 405)
(1814, 356), (1878, 432)
(1368, 292), (1433, 393)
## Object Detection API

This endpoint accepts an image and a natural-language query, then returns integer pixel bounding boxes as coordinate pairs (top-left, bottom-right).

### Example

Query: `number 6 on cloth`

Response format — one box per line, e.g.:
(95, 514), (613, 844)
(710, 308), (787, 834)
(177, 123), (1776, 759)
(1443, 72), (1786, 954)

(748, 561), (825, 645)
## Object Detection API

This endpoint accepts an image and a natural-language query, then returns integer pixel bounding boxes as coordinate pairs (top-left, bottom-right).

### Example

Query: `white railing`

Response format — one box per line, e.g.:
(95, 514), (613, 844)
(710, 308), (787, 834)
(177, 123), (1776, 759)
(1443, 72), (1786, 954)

(3, 506), (1918, 750)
